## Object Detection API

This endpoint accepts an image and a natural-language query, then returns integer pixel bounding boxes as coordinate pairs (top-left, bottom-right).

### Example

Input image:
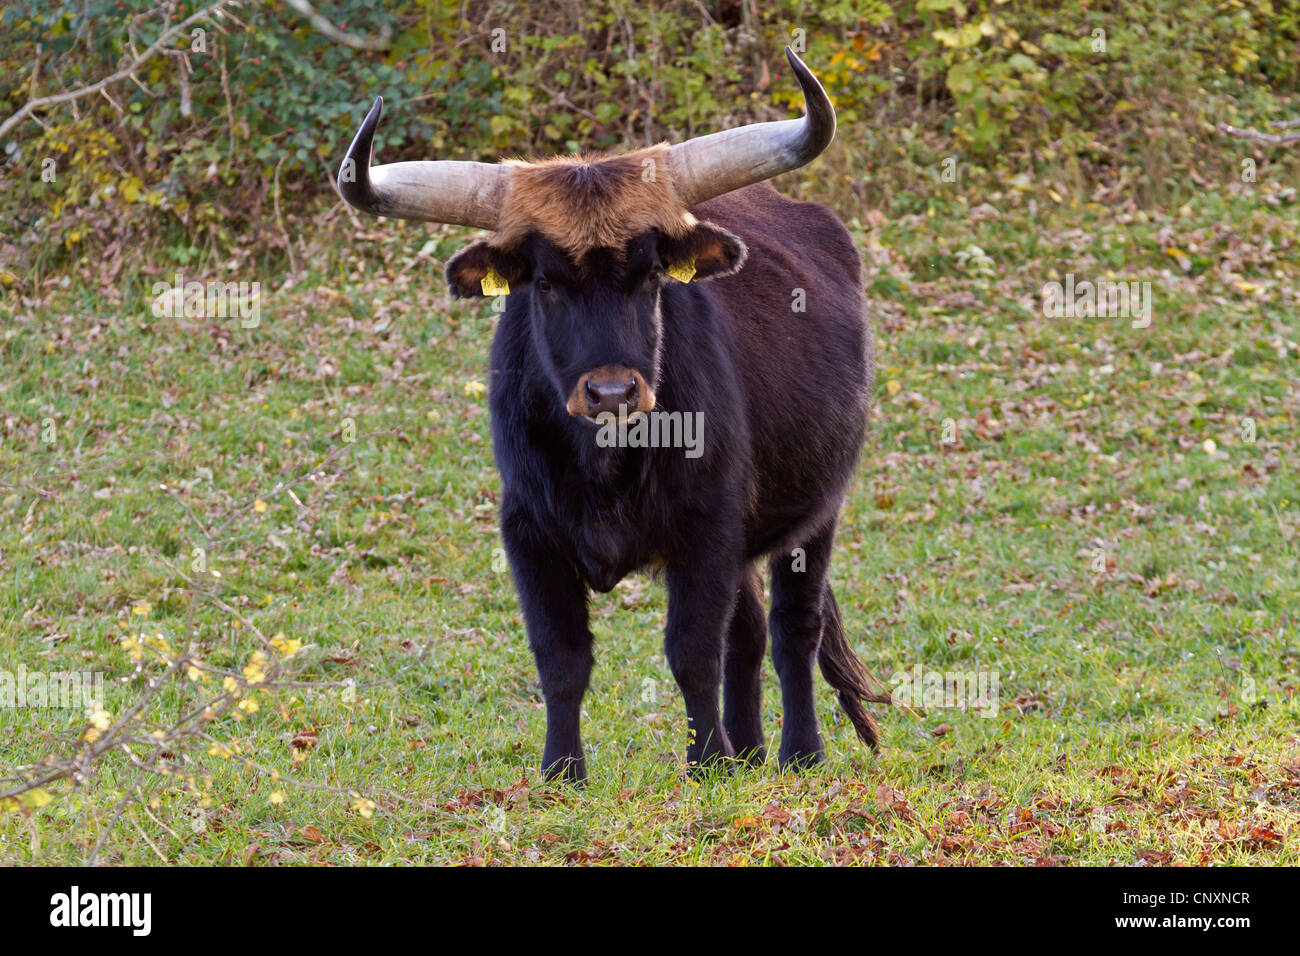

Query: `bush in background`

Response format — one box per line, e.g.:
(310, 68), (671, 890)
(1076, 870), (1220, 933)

(1, 0), (1297, 284)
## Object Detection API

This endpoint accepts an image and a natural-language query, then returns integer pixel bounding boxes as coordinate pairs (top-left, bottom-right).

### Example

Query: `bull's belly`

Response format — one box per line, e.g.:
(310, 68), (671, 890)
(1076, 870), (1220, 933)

(739, 406), (867, 559)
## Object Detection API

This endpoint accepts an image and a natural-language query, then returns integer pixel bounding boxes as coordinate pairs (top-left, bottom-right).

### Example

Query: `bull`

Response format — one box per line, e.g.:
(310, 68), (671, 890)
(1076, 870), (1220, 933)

(338, 48), (887, 782)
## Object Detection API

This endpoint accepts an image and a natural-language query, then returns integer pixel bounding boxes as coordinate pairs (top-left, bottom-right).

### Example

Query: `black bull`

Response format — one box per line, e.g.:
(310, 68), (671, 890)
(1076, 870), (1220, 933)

(338, 49), (889, 782)
(449, 184), (887, 781)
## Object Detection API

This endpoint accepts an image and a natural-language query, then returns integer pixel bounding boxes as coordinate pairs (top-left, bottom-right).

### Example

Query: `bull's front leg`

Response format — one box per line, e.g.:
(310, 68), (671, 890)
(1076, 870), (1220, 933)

(664, 552), (740, 773)
(501, 506), (594, 783)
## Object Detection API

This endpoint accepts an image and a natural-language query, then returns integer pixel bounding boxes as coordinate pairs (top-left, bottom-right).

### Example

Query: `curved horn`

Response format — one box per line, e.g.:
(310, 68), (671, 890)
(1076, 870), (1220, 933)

(337, 96), (505, 229)
(667, 47), (836, 209)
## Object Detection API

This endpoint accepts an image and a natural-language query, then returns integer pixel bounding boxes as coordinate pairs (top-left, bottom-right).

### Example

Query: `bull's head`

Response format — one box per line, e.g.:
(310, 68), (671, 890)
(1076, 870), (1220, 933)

(337, 47), (835, 422)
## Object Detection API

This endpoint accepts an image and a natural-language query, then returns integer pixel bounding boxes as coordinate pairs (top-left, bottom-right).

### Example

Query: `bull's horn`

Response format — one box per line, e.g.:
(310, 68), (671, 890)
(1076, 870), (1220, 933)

(667, 46), (836, 209)
(336, 96), (505, 229)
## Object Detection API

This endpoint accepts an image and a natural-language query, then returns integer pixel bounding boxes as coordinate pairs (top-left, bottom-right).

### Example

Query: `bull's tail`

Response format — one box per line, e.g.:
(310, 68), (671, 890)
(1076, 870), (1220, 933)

(817, 590), (890, 750)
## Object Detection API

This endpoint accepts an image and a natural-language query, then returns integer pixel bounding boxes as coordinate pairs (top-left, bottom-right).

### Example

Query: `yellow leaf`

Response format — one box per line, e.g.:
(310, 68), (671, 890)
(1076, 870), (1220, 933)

(885, 380), (902, 397)
(271, 632), (302, 657)
(243, 650), (268, 684)
(254, 498), (268, 513)
(463, 380), (486, 398)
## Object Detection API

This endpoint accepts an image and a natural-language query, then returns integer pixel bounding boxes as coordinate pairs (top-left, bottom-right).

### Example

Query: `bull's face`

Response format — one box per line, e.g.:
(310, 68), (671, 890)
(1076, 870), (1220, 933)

(338, 46), (832, 423)
(445, 222), (745, 422)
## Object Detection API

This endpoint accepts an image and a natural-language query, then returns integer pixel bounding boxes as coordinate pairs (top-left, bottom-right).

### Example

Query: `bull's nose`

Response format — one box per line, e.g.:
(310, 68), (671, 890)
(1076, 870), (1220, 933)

(567, 366), (655, 418)
(584, 376), (637, 414)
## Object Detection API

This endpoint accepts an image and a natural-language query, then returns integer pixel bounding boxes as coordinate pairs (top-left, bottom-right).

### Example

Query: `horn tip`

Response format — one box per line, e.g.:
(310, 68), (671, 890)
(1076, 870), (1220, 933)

(784, 47), (822, 98)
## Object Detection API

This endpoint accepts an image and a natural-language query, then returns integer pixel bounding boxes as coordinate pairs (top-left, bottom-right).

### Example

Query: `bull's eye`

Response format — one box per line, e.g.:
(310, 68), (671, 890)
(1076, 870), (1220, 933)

(535, 276), (552, 294)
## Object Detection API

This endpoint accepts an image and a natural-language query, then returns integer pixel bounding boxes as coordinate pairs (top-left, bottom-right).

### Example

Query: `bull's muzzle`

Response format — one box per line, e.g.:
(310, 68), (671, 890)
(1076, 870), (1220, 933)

(567, 366), (656, 419)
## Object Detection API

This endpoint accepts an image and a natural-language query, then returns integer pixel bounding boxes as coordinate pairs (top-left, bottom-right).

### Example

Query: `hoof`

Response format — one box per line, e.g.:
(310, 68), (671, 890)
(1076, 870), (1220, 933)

(731, 745), (768, 769)
(542, 753), (587, 785)
(777, 745), (826, 773)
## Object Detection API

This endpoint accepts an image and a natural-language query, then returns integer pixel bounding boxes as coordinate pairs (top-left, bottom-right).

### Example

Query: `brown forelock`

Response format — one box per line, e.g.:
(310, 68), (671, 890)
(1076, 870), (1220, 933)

(494, 144), (697, 258)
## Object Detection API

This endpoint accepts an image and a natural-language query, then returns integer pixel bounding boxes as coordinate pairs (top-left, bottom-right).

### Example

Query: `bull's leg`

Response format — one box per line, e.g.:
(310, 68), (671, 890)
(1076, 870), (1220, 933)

(664, 555), (739, 773)
(501, 508), (594, 784)
(768, 520), (836, 770)
(723, 566), (767, 766)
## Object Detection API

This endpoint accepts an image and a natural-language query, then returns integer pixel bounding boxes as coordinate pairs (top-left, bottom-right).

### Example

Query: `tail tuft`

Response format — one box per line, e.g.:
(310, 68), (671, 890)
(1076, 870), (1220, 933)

(817, 591), (889, 750)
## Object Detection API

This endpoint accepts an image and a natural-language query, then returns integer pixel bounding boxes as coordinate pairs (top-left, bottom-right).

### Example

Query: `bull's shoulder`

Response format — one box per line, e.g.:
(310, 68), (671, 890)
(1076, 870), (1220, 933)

(692, 183), (860, 287)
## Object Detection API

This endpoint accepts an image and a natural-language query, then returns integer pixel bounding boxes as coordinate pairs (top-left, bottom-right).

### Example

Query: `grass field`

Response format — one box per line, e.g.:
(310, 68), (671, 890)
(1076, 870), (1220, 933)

(1, 178), (1297, 865)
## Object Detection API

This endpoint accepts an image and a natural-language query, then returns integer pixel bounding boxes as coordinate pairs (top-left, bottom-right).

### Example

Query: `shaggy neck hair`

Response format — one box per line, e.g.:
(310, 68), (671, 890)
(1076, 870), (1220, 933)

(494, 144), (698, 257)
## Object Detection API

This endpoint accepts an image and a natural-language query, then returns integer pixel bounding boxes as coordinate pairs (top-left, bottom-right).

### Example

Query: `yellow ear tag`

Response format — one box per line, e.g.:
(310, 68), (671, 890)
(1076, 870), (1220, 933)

(480, 267), (510, 296)
(667, 258), (697, 283)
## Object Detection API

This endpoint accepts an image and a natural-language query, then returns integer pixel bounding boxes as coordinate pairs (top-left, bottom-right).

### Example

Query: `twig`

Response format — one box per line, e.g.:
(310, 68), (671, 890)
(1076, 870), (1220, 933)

(282, 0), (392, 51)
(1217, 121), (1300, 146)
(0, 0), (239, 141)
(273, 155), (298, 274)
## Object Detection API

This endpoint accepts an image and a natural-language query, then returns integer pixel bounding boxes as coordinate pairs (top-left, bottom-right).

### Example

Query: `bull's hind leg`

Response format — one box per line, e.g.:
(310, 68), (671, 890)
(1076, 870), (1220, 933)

(768, 521), (837, 770)
(723, 567), (767, 766)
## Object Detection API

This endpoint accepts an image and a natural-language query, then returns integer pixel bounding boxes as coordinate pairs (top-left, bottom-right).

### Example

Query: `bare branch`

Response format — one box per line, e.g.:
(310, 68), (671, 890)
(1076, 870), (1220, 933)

(0, 0), (239, 142)
(1217, 121), (1300, 147)
(283, 0), (391, 50)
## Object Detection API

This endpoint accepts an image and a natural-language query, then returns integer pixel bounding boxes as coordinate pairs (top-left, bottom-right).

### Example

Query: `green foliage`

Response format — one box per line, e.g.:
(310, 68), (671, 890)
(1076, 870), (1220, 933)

(898, 0), (1300, 157)
(0, 0), (1297, 280)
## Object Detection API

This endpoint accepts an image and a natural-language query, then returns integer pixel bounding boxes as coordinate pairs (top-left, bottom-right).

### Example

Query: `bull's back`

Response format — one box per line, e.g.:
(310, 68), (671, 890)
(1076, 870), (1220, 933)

(693, 184), (872, 555)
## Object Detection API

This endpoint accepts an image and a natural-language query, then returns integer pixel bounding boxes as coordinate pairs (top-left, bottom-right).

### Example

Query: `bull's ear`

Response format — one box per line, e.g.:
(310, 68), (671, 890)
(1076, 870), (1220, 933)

(445, 241), (528, 298)
(658, 222), (748, 283)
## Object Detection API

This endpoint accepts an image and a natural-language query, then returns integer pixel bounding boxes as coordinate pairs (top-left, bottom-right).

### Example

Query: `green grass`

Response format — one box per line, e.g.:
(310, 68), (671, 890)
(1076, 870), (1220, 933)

(1, 178), (1297, 865)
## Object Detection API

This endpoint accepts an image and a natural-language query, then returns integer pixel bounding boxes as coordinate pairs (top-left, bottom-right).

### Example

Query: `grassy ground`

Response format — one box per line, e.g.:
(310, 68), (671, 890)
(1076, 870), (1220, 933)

(1, 176), (1297, 865)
